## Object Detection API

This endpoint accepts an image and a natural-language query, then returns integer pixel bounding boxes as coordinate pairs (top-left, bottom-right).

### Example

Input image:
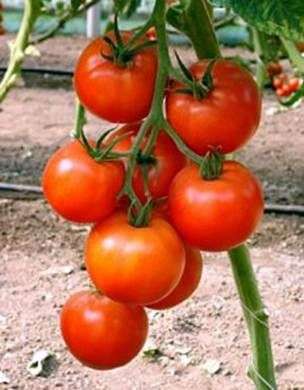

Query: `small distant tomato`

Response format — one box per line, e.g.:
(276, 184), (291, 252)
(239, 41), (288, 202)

(61, 291), (148, 370)
(147, 246), (203, 310)
(288, 78), (300, 93)
(42, 140), (124, 223)
(266, 62), (282, 77)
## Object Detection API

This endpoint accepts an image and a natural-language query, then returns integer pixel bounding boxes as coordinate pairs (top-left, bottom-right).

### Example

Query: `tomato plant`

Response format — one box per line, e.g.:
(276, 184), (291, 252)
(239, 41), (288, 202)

(74, 32), (158, 123)
(10, 0), (304, 387)
(61, 291), (148, 369)
(85, 211), (185, 305)
(168, 161), (264, 251)
(42, 140), (124, 223)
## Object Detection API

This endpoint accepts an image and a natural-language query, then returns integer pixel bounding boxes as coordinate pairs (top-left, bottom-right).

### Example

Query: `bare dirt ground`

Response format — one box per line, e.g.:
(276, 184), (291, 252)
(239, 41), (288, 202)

(0, 35), (304, 389)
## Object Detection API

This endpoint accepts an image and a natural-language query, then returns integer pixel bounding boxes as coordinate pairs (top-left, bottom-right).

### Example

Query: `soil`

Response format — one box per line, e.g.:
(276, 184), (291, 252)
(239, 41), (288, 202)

(0, 35), (304, 389)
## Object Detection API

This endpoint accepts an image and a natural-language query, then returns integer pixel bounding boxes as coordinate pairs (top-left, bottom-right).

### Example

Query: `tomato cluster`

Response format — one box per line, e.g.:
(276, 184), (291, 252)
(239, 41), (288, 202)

(267, 61), (302, 99)
(42, 28), (264, 370)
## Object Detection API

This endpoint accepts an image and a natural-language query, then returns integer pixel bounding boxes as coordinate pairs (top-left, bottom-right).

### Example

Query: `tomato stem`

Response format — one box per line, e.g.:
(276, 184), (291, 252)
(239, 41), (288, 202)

(229, 245), (277, 389)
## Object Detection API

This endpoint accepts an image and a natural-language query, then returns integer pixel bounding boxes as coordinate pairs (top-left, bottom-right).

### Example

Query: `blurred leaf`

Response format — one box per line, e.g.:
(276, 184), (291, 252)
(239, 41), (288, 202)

(228, 0), (304, 41)
(114, 0), (141, 17)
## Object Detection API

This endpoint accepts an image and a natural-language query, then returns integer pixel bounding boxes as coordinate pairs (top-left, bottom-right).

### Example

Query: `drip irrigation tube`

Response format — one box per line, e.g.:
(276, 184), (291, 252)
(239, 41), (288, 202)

(0, 66), (74, 77)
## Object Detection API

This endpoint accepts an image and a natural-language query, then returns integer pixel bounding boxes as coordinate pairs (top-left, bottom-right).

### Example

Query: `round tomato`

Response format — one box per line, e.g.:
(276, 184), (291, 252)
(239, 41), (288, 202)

(42, 140), (124, 223)
(74, 33), (158, 123)
(266, 62), (282, 77)
(166, 59), (261, 155)
(85, 212), (185, 304)
(288, 78), (300, 93)
(147, 246), (203, 310)
(168, 161), (264, 251)
(108, 123), (186, 202)
(60, 291), (148, 369)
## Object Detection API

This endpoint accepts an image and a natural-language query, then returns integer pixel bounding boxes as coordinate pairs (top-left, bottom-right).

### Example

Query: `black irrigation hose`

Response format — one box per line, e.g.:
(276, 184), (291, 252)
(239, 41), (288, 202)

(0, 66), (74, 77)
(0, 182), (303, 216)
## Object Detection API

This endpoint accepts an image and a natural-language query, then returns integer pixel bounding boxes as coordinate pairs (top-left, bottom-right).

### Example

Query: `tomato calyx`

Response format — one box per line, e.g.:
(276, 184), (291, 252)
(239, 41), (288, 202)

(199, 149), (224, 180)
(101, 15), (157, 67)
(128, 199), (154, 228)
(174, 52), (216, 99)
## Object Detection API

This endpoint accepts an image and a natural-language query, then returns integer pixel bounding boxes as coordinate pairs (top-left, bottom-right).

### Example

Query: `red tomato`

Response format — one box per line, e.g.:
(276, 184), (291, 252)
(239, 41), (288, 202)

(146, 27), (156, 41)
(166, 59), (261, 155)
(272, 75), (285, 89)
(147, 246), (203, 310)
(108, 123), (186, 202)
(42, 140), (124, 223)
(74, 32), (158, 123)
(85, 212), (185, 304)
(168, 161), (264, 251)
(266, 62), (282, 77)
(60, 291), (148, 369)
(288, 78), (300, 93)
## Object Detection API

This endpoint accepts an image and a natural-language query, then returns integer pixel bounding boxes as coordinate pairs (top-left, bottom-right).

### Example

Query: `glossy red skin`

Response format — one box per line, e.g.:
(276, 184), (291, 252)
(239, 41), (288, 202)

(42, 140), (124, 223)
(168, 161), (264, 251)
(166, 59), (261, 155)
(85, 212), (186, 305)
(288, 78), (300, 93)
(60, 291), (148, 370)
(147, 246), (203, 310)
(109, 124), (186, 202)
(74, 33), (158, 123)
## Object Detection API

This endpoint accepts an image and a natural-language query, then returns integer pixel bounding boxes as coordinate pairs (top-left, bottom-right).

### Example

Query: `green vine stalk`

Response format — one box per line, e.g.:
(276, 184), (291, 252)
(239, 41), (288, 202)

(0, 0), (40, 102)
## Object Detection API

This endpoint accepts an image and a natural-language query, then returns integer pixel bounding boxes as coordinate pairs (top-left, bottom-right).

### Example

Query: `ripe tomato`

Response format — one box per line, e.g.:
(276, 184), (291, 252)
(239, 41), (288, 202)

(168, 161), (264, 251)
(60, 291), (148, 369)
(74, 32), (158, 123)
(288, 78), (300, 93)
(272, 75), (285, 89)
(42, 140), (124, 223)
(266, 62), (282, 77)
(147, 246), (203, 310)
(108, 123), (186, 202)
(166, 59), (261, 155)
(85, 212), (185, 304)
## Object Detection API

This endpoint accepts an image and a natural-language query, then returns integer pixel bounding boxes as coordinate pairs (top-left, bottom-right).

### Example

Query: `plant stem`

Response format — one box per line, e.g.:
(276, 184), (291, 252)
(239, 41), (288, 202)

(281, 38), (304, 74)
(30, 0), (100, 45)
(0, 0), (40, 102)
(252, 28), (267, 90)
(229, 246), (277, 389)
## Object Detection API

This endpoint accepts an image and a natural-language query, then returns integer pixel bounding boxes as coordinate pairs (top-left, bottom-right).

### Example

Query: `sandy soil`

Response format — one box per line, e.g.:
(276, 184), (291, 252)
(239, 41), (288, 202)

(0, 35), (304, 389)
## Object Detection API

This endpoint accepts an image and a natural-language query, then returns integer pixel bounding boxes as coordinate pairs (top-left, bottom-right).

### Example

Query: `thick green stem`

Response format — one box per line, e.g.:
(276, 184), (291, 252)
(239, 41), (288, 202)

(281, 38), (304, 74)
(181, 0), (221, 59)
(252, 28), (267, 90)
(0, 0), (40, 102)
(229, 246), (277, 389)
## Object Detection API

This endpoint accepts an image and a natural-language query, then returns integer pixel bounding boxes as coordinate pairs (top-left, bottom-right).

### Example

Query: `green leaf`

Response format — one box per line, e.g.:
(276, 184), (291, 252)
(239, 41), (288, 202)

(228, 0), (304, 41)
(114, 0), (141, 17)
